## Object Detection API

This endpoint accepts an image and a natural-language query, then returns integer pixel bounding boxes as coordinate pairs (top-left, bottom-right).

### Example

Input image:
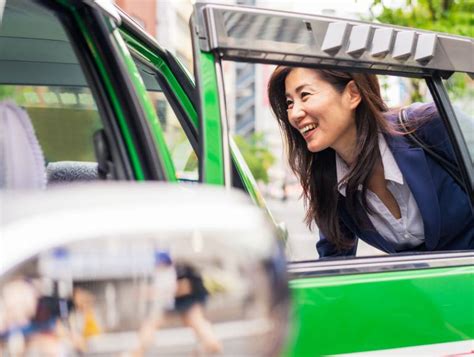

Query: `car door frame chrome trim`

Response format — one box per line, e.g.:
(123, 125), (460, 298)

(288, 251), (474, 278)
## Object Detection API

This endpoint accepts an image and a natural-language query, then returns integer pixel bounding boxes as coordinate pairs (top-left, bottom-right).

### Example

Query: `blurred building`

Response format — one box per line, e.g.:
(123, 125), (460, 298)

(155, 0), (194, 72)
(233, 0), (256, 137)
(114, 0), (194, 73)
(115, 0), (157, 37)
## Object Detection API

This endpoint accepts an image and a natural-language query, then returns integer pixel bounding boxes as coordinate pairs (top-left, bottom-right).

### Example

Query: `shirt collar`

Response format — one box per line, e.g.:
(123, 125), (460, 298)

(336, 133), (404, 197)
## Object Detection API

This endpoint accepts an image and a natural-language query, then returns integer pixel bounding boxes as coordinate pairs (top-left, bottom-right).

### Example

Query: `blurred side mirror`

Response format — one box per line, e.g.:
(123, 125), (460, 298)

(0, 183), (289, 356)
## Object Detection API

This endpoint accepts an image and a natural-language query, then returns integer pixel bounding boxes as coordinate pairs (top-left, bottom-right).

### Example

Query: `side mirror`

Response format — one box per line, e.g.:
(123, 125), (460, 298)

(1, 183), (289, 356)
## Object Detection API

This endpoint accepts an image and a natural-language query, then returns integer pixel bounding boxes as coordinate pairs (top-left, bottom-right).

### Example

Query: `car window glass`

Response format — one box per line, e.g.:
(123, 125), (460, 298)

(0, 85), (101, 162)
(0, 0), (103, 186)
(443, 72), (474, 164)
(133, 57), (198, 181)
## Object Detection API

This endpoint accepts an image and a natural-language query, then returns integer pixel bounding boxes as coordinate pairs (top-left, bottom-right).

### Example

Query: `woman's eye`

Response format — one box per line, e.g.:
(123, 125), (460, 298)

(301, 92), (310, 99)
(286, 100), (293, 109)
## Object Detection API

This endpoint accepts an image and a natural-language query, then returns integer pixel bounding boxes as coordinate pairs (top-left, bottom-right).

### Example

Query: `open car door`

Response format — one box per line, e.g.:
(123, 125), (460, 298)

(191, 4), (474, 355)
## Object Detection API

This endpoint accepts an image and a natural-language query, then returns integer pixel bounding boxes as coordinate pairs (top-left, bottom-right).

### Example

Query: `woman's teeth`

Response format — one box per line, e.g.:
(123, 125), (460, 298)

(300, 123), (317, 134)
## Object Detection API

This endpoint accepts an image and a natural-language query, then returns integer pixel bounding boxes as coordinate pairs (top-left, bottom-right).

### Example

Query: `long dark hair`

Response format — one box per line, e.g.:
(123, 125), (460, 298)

(268, 66), (392, 251)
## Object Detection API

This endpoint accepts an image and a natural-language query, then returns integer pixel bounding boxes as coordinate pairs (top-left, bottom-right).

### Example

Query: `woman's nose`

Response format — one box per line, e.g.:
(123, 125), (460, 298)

(289, 102), (305, 125)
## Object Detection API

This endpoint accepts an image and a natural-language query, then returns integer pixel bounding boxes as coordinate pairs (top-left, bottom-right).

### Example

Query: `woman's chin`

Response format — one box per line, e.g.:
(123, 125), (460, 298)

(306, 141), (325, 153)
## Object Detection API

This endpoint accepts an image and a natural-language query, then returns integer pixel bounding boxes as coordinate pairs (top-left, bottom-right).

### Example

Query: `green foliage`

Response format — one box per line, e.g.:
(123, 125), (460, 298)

(234, 132), (276, 184)
(0, 86), (18, 101)
(368, 0), (473, 36)
(367, 0), (473, 101)
(184, 153), (198, 172)
(409, 79), (424, 103)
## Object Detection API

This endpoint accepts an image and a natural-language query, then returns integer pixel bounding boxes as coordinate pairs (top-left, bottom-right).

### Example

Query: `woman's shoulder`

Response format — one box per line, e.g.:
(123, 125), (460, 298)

(402, 102), (456, 158)
(384, 102), (442, 137)
(405, 102), (446, 138)
(405, 102), (439, 125)
(384, 102), (437, 123)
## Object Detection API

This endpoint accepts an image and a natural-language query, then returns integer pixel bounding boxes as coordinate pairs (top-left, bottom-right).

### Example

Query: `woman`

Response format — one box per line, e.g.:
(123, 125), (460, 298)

(268, 66), (473, 258)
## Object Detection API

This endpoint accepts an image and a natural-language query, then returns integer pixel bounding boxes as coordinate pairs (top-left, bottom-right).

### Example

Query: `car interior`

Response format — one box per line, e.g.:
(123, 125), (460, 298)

(0, 0), (105, 188)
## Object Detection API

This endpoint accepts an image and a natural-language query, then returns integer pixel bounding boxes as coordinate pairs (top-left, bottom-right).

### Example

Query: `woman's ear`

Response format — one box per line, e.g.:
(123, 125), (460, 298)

(345, 80), (362, 109)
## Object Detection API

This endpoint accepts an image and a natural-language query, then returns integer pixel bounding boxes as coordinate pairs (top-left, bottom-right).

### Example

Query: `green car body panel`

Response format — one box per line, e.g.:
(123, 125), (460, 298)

(285, 266), (474, 356)
(196, 51), (226, 185)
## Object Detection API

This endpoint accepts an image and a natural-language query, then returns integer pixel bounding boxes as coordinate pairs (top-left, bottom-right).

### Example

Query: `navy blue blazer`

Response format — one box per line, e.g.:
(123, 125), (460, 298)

(317, 103), (474, 258)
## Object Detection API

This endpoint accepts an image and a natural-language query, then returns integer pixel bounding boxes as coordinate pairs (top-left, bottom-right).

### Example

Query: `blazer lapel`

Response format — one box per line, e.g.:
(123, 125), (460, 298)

(386, 134), (441, 249)
(338, 196), (396, 253)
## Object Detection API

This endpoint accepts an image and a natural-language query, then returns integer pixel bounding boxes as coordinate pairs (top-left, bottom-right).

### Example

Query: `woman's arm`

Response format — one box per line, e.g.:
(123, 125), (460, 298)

(316, 224), (357, 258)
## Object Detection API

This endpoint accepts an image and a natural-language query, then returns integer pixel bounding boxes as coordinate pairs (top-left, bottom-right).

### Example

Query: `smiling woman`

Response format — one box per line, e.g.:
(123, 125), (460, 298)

(268, 66), (474, 258)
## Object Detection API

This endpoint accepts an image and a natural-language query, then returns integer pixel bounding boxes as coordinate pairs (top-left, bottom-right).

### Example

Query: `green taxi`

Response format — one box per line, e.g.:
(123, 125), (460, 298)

(1, 0), (473, 355)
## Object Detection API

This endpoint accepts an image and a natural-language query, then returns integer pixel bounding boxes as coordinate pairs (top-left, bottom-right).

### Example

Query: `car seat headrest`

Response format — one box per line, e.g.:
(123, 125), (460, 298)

(0, 101), (46, 189)
(47, 161), (99, 183)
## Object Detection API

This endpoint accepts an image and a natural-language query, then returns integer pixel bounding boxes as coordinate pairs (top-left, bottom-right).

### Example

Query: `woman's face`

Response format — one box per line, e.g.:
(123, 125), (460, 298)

(284, 68), (360, 158)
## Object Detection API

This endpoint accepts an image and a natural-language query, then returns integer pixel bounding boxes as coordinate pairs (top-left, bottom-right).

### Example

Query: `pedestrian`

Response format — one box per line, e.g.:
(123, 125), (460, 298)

(174, 263), (222, 354)
(132, 254), (221, 356)
(267, 66), (473, 257)
(133, 251), (178, 357)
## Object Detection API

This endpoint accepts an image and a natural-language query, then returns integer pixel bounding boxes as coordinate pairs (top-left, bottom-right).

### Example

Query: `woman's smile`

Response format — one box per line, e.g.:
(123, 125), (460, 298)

(300, 123), (318, 140)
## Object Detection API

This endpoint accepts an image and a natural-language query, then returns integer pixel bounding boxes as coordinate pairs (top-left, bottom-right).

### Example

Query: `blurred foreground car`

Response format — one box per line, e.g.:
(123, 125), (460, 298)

(0, 0), (473, 355)
(1, 184), (289, 356)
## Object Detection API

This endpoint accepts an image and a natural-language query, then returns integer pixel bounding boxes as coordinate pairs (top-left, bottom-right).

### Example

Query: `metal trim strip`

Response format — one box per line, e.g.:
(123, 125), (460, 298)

(288, 252), (474, 278)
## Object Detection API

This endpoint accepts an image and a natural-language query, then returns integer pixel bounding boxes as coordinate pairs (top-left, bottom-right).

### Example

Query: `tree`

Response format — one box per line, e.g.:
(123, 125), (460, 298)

(368, 0), (473, 36)
(367, 0), (473, 102)
(234, 132), (276, 184)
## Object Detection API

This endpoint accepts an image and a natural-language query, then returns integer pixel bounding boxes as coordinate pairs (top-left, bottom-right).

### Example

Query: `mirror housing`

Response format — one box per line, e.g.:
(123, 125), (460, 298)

(1, 183), (289, 356)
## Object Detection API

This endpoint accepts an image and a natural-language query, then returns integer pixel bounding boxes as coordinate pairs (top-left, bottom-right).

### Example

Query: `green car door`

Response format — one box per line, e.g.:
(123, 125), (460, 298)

(190, 4), (474, 356)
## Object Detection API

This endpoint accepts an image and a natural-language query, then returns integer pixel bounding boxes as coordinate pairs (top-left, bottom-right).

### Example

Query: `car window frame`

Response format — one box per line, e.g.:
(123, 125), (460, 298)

(119, 18), (199, 150)
(427, 74), (474, 205)
(129, 52), (201, 181)
(68, 0), (169, 181)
